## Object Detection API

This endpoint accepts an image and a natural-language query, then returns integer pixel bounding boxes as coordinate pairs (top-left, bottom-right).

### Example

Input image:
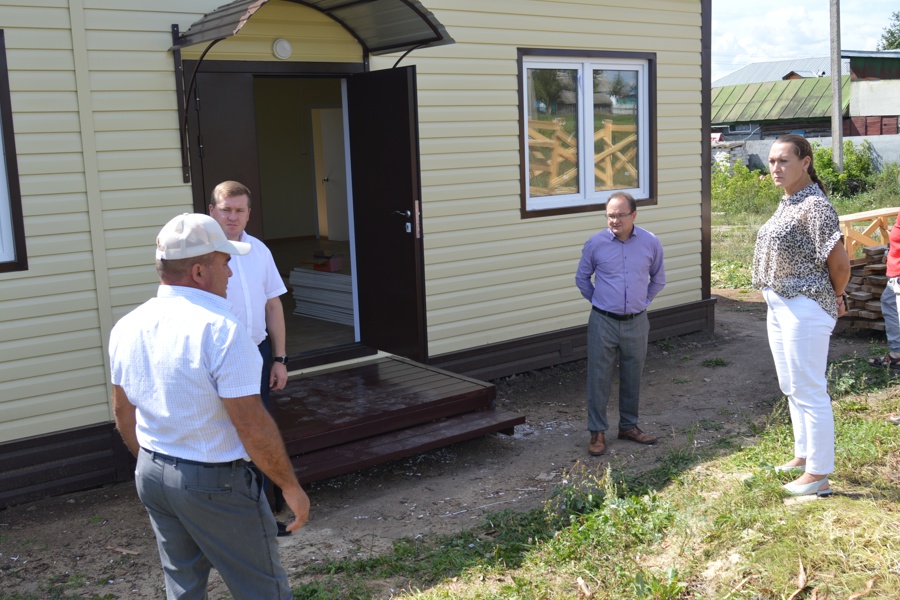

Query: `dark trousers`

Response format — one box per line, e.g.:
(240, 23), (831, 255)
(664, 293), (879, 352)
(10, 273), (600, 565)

(258, 337), (273, 410)
(256, 337), (283, 511)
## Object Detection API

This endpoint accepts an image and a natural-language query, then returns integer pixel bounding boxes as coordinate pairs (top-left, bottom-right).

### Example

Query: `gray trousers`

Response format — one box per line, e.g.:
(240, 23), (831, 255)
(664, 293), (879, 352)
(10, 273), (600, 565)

(135, 449), (291, 600)
(586, 309), (650, 433)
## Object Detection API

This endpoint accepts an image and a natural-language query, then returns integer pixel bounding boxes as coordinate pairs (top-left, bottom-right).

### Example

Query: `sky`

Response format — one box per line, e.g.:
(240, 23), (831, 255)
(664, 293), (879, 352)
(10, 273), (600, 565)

(712, 0), (899, 83)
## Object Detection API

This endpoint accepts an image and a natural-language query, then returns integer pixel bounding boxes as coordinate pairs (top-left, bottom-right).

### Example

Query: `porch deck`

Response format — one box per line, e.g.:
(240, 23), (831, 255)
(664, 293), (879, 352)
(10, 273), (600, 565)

(270, 356), (525, 484)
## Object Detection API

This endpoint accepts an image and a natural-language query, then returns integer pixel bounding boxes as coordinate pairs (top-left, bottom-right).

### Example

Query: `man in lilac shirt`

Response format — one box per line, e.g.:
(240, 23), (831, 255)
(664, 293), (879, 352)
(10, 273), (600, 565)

(575, 192), (666, 456)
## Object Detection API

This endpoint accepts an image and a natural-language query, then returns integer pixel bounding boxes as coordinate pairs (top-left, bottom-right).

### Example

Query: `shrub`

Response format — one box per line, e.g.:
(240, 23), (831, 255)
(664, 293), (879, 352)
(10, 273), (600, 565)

(711, 160), (780, 215)
(812, 139), (878, 198)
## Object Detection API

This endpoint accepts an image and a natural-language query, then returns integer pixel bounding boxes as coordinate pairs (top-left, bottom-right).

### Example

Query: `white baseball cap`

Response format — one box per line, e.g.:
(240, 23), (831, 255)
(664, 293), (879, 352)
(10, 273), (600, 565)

(156, 213), (251, 260)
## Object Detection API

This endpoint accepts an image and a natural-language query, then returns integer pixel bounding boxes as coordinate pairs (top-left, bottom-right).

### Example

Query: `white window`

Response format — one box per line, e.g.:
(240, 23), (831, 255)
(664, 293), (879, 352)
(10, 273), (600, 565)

(0, 30), (26, 273)
(519, 49), (655, 216)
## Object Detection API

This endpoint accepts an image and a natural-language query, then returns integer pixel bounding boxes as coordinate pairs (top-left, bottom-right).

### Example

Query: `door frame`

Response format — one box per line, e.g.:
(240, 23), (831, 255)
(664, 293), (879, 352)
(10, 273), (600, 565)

(181, 59), (428, 364)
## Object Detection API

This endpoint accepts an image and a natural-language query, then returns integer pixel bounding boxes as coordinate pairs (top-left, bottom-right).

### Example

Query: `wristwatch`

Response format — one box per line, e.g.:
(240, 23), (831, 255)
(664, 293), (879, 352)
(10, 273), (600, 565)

(272, 355), (289, 366)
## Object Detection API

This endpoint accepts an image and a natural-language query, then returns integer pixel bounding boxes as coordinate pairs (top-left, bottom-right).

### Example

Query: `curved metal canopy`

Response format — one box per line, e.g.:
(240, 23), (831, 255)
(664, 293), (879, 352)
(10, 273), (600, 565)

(170, 0), (454, 56)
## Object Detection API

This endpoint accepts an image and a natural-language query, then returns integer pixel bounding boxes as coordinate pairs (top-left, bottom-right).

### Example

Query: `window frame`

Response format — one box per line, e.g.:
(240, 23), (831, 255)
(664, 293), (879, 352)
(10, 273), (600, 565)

(518, 48), (657, 218)
(0, 30), (26, 273)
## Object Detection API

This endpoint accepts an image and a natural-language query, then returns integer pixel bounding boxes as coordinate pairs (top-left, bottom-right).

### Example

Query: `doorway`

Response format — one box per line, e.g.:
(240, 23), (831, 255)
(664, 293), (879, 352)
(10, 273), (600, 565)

(185, 62), (428, 364)
(253, 78), (355, 356)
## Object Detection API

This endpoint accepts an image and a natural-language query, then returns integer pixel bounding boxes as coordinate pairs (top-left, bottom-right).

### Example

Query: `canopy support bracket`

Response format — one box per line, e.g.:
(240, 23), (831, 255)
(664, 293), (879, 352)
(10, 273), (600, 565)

(172, 24), (191, 184)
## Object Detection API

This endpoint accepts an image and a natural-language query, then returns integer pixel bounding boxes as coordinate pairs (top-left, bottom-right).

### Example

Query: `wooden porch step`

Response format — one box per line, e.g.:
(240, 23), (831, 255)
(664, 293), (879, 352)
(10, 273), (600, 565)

(291, 408), (525, 484)
(271, 356), (497, 456)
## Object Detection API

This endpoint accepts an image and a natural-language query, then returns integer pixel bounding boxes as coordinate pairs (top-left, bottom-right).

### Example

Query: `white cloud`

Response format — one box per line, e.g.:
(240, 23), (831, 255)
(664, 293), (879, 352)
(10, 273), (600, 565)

(712, 0), (897, 82)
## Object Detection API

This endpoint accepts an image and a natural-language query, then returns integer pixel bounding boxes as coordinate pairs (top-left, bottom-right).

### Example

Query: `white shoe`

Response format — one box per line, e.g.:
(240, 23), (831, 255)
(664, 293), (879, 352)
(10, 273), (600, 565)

(783, 478), (831, 497)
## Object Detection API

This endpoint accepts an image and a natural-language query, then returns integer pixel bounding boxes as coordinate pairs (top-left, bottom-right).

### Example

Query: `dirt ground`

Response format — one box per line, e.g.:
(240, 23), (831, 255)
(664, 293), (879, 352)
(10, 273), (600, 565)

(0, 291), (882, 599)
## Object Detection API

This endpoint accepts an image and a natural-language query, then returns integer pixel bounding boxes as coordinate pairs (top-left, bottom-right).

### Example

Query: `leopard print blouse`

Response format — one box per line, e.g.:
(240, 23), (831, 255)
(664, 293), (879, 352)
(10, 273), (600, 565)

(752, 183), (843, 319)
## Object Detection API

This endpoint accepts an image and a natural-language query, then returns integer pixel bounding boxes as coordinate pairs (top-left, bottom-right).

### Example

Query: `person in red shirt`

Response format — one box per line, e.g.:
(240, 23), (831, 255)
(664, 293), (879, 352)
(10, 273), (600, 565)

(877, 209), (900, 370)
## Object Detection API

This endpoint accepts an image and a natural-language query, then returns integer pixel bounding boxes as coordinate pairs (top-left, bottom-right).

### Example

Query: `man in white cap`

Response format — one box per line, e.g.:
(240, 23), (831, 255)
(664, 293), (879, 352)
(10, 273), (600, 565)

(109, 213), (309, 600)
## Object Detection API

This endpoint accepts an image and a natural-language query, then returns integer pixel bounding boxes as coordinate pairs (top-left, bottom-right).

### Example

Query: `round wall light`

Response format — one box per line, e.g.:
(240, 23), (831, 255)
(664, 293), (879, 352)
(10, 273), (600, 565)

(272, 38), (292, 60)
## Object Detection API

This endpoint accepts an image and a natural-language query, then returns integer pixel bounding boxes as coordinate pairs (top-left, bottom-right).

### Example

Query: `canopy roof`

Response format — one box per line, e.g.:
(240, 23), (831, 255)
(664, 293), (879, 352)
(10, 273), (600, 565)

(171, 0), (454, 56)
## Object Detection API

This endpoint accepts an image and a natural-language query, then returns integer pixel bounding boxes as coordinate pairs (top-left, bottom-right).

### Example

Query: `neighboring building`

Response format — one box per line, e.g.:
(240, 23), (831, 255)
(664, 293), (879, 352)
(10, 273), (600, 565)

(711, 52), (900, 141)
(844, 50), (900, 137)
(712, 57), (848, 88)
(711, 75), (851, 140)
(0, 0), (713, 506)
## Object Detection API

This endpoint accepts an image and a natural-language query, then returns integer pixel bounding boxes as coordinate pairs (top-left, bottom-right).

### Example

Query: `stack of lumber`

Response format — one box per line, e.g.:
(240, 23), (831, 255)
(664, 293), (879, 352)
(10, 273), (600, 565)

(843, 245), (888, 330)
(289, 267), (354, 325)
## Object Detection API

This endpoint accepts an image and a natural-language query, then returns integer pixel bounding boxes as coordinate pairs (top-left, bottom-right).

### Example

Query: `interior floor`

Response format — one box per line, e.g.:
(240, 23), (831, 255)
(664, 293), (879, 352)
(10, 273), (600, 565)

(265, 237), (356, 356)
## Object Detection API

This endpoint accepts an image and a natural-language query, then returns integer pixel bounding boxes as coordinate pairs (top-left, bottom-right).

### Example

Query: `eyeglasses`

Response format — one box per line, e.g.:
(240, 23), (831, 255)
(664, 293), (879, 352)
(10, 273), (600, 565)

(606, 212), (633, 220)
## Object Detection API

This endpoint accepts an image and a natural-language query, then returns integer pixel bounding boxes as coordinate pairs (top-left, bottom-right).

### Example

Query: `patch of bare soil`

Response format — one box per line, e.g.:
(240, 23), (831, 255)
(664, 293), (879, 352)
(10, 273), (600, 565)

(0, 291), (880, 599)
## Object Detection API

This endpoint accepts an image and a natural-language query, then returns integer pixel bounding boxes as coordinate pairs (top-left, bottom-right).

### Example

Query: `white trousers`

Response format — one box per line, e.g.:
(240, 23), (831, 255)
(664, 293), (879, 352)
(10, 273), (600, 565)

(763, 289), (836, 475)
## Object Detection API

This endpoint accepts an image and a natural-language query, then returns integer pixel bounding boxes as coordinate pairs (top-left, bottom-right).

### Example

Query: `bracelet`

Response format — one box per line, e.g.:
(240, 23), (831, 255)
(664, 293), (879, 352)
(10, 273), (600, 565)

(836, 293), (847, 306)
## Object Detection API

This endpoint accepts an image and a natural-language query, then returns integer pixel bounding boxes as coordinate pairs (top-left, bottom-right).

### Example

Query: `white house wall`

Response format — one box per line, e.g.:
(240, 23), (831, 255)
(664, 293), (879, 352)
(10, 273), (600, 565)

(371, 0), (704, 357)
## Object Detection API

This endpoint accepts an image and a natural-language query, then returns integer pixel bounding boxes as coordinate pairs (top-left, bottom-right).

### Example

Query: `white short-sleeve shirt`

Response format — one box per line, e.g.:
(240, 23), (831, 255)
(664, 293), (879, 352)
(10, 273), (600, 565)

(109, 285), (263, 462)
(226, 232), (288, 345)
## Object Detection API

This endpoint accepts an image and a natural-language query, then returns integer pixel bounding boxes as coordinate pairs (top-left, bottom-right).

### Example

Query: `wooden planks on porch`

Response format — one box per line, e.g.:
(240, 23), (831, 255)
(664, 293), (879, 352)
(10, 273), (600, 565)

(270, 356), (525, 484)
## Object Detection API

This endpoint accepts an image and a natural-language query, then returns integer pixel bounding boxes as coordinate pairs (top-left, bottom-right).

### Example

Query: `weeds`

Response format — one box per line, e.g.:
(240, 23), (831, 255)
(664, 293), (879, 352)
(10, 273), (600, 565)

(701, 357), (727, 367)
(633, 568), (687, 600)
(657, 338), (675, 352)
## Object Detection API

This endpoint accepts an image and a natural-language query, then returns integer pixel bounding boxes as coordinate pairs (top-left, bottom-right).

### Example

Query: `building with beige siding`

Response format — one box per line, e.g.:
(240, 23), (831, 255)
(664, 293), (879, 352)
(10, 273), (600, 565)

(0, 0), (712, 506)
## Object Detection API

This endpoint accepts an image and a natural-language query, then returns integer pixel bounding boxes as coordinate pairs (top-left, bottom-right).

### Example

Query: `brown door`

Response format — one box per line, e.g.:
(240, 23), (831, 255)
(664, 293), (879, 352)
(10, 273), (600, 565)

(348, 66), (427, 362)
(185, 71), (264, 237)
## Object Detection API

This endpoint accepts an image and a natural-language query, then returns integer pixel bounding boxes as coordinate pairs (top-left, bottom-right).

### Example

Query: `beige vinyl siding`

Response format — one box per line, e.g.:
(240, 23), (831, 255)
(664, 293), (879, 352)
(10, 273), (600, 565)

(0, 0), (366, 443)
(373, 0), (704, 356)
(0, 0), (205, 443)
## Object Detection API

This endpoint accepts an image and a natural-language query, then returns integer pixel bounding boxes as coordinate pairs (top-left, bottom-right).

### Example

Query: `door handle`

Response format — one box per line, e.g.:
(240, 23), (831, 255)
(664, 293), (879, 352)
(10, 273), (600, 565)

(322, 177), (329, 183)
(393, 210), (411, 218)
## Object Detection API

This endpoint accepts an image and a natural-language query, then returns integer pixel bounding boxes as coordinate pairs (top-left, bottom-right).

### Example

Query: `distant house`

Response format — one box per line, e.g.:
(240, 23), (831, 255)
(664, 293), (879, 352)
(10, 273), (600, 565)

(711, 52), (900, 141)
(0, 0), (714, 507)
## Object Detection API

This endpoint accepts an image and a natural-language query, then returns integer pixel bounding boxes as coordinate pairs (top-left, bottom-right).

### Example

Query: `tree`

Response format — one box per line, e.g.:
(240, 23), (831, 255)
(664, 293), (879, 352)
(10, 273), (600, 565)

(877, 11), (900, 50)
(531, 69), (563, 113)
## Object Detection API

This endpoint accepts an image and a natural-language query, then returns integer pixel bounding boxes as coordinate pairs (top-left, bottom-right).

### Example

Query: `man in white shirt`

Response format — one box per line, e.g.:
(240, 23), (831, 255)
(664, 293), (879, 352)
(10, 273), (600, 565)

(109, 213), (309, 600)
(209, 181), (289, 408)
(209, 181), (292, 528)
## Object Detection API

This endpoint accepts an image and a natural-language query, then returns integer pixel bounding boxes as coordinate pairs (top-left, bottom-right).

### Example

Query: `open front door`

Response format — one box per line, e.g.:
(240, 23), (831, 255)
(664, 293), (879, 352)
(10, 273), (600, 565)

(186, 71), (264, 237)
(348, 66), (427, 362)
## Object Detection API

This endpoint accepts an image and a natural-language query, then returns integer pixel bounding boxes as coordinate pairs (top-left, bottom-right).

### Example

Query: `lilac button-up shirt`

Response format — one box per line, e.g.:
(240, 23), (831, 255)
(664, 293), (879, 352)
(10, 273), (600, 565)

(575, 225), (666, 315)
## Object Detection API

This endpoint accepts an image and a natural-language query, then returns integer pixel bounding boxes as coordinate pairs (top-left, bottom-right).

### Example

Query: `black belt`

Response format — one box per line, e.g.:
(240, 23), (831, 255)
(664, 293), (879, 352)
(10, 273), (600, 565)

(141, 447), (248, 468)
(592, 306), (645, 321)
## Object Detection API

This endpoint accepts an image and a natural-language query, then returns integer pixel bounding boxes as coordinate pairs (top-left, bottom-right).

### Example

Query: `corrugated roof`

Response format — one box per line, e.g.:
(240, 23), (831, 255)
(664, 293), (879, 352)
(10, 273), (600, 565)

(172, 0), (454, 56)
(710, 76), (850, 125)
(713, 57), (849, 87)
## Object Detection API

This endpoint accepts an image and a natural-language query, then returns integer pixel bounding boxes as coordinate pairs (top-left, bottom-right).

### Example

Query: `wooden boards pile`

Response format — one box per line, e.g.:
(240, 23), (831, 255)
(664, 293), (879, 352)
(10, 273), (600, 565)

(843, 245), (888, 330)
(289, 267), (354, 325)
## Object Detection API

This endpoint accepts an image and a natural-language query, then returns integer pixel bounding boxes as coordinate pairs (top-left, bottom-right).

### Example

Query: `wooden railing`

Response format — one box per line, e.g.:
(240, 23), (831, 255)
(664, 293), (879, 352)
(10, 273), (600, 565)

(839, 207), (898, 256)
(528, 119), (636, 196)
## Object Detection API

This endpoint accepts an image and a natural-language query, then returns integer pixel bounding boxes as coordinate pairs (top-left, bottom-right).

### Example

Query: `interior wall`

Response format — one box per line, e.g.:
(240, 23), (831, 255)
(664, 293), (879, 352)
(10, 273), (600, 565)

(254, 77), (342, 240)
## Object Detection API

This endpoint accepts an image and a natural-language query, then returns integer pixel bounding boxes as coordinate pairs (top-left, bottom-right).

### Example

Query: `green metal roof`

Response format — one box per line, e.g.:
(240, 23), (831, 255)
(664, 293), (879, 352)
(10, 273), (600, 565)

(711, 76), (850, 125)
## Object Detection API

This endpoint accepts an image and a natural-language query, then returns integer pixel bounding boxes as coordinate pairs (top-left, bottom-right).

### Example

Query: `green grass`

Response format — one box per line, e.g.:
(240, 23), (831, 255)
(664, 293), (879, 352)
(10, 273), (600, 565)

(287, 346), (900, 599)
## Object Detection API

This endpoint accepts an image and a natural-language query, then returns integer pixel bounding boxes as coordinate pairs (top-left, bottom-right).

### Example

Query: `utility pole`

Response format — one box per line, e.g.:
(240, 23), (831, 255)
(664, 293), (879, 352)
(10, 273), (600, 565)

(830, 0), (843, 171)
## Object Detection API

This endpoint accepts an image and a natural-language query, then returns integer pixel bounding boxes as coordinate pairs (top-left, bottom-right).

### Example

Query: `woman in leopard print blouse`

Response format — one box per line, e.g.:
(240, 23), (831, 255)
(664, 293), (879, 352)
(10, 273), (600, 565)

(752, 134), (850, 497)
